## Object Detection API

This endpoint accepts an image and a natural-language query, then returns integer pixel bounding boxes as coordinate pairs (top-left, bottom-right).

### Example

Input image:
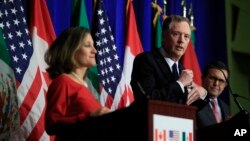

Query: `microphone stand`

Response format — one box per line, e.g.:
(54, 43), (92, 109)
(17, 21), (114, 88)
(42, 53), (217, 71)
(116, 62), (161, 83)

(218, 69), (249, 120)
(232, 94), (250, 101)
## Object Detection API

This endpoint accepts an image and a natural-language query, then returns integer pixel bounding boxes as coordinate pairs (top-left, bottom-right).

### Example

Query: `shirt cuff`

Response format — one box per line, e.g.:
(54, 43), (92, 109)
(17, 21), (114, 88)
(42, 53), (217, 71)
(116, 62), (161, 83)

(201, 89), (207, 100)
(176, 81), (185, 93)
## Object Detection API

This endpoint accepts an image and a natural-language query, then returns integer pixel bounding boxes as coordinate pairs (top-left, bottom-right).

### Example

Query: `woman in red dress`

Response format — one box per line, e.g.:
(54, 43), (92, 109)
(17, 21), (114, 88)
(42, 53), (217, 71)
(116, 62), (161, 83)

(44, 27), (110, 141)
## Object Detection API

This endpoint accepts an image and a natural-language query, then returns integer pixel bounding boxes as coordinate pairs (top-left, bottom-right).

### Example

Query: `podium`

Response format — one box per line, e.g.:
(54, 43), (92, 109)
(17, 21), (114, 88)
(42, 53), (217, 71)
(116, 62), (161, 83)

(197, 110), (250, 141)
(74, 98), (197, 141)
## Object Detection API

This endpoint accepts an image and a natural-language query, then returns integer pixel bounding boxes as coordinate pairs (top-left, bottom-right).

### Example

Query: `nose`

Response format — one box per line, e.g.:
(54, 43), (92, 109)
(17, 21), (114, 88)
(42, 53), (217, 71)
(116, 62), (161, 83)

(213, 79), (220, 86)
(177, 34), (184, 43)
(92, 46), (97, 54)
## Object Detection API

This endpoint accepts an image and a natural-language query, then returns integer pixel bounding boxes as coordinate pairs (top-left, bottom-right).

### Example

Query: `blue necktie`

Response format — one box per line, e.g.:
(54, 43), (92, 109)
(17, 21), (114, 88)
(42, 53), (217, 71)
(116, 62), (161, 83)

(172, 63), (179, 81)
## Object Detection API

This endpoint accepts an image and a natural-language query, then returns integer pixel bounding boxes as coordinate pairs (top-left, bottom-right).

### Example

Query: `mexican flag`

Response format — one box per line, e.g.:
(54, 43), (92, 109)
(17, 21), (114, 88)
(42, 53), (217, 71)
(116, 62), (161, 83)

(0, 29), (19, 141)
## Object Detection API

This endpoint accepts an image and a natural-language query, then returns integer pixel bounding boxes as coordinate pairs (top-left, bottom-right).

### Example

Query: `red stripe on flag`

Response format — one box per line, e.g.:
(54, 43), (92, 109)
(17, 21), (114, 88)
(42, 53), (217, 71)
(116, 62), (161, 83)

(29, 0), (56, 139)
(117, 86), (134, 109)
(26, 105), (46, 141)
(19, 68), (42, 124)
(42, 72), (51, 86)
(126, 86), (134, 104)
(104, 94), (114, 109)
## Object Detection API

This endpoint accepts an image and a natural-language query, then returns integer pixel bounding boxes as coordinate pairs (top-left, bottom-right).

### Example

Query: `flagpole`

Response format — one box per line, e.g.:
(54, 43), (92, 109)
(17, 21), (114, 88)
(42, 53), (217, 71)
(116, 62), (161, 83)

(163, 0), (167, 15)
(181, 0), (187, 18)
(163, 0), (168, 20)
(188, 3), (196, 31)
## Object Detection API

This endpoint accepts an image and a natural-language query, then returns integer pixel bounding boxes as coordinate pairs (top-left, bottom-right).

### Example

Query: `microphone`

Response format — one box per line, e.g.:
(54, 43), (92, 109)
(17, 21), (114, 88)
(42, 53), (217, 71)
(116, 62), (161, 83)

(217, 67), (248, 113)
(232, 94), (250, 101)
(136, 81), (146, 96)
(131, 79), (149, 101)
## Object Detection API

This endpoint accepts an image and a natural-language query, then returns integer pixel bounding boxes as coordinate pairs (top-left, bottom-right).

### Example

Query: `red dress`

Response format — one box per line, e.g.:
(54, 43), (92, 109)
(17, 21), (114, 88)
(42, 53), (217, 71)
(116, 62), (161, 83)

(45, 74), (101, 140)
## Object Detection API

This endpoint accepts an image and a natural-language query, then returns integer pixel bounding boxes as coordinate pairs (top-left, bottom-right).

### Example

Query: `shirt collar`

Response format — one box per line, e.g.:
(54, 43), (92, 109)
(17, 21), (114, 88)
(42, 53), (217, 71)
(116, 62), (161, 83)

(159, 48), (179, 69)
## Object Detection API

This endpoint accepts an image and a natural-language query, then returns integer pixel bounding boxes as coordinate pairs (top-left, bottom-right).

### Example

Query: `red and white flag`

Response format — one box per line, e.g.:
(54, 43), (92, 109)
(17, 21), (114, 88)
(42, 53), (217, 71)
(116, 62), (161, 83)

(28, 0), (56, 140)
(2, 0), (56, 140)
(154, 129), (167, 141)
(120, 0), (144, 108)
(93, 0), (143, 110)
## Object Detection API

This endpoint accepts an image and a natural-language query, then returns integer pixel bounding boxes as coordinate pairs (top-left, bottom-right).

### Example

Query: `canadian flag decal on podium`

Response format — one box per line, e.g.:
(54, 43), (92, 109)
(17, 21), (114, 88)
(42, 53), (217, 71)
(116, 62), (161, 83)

(154, 129), (166, 141)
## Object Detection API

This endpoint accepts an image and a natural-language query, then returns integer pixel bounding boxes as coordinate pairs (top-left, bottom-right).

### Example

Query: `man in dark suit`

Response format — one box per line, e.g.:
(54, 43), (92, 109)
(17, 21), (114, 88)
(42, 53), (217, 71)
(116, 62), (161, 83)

(131, 15), (207, 105)
(196, 61), (231, 128)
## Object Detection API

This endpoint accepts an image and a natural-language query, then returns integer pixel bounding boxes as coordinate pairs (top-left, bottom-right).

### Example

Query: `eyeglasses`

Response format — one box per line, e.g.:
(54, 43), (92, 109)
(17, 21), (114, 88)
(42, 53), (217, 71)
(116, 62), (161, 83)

(207, 76), (227, 85)
(169, 30), (191, 41)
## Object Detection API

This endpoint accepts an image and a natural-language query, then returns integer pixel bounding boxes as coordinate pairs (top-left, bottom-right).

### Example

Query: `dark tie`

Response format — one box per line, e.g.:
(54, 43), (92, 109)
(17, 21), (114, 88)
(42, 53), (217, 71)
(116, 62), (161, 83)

(172, 63), (179, 81)
(211, 99), (221, 123)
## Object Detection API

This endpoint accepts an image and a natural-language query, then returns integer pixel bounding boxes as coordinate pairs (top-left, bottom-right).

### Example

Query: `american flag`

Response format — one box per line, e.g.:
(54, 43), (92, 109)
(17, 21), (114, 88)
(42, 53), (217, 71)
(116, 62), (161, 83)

(92, 0), (123, 109)
(169, 130), (180, 141)
(0, 0), (33, 83)
(0, 0), (53, 140)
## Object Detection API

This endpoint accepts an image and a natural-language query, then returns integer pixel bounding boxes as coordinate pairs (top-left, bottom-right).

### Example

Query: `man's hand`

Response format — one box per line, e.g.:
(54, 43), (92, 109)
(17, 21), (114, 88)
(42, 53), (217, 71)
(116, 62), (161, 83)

(186, 82), (207, 105)
(178, 69), (193, 86)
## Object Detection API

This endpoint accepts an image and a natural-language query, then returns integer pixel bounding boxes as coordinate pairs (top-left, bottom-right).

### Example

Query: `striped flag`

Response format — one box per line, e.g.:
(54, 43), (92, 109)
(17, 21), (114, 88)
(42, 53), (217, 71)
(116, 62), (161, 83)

(28, 0), (56, 140)
(92, 0), (124, 110)
(169, 130), (180, 141)
(0, 0), (55, 140)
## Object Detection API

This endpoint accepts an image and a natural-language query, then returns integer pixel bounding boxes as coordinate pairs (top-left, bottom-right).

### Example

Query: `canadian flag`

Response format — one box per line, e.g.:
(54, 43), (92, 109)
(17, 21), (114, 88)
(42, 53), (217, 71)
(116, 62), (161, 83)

(154, 129), (167, 141)
(116, 0), (144, 109)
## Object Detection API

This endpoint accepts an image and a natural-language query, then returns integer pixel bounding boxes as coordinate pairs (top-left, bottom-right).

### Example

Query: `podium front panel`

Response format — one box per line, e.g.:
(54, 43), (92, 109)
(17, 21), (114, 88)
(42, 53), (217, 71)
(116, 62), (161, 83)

(148, 100), (197, 141)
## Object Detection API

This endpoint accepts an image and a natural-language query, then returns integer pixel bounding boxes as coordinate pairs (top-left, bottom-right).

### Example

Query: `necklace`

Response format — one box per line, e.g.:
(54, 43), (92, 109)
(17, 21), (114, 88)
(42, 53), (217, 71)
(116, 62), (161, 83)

(71, 72), (88, 87)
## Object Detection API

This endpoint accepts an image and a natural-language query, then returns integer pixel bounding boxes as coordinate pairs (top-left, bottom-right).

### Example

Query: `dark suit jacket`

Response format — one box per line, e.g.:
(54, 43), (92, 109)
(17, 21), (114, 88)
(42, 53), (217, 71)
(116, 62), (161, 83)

(196, 98), (230, 129)
(131, 49), (188, 104)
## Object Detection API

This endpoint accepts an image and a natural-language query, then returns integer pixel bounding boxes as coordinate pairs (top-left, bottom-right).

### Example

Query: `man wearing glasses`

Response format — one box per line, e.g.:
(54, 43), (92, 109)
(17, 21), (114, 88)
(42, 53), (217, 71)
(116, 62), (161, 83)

(196, 61), (231, 128)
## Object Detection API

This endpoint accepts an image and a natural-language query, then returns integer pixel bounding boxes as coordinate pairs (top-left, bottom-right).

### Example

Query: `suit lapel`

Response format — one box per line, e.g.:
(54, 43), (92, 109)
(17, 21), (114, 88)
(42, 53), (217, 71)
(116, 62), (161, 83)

(152, 50), (172, 77)
(217, 98), (228, 121)
(204, 104), (218, 123)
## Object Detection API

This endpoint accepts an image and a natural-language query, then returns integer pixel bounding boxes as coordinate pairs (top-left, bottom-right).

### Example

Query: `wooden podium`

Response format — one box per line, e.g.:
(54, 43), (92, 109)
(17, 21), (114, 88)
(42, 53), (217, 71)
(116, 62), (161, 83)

(75, 98), (197, 141)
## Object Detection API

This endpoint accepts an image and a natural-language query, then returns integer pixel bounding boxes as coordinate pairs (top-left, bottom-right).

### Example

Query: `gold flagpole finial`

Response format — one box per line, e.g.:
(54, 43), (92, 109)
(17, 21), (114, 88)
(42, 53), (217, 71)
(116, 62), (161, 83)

(151, 1), (162, 27)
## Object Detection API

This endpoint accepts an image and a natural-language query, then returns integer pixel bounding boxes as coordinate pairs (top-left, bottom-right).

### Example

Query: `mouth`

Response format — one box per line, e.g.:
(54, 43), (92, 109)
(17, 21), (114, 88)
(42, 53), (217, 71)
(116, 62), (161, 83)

(90, 55), (96, 58)
(175, 45), (184, 51)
